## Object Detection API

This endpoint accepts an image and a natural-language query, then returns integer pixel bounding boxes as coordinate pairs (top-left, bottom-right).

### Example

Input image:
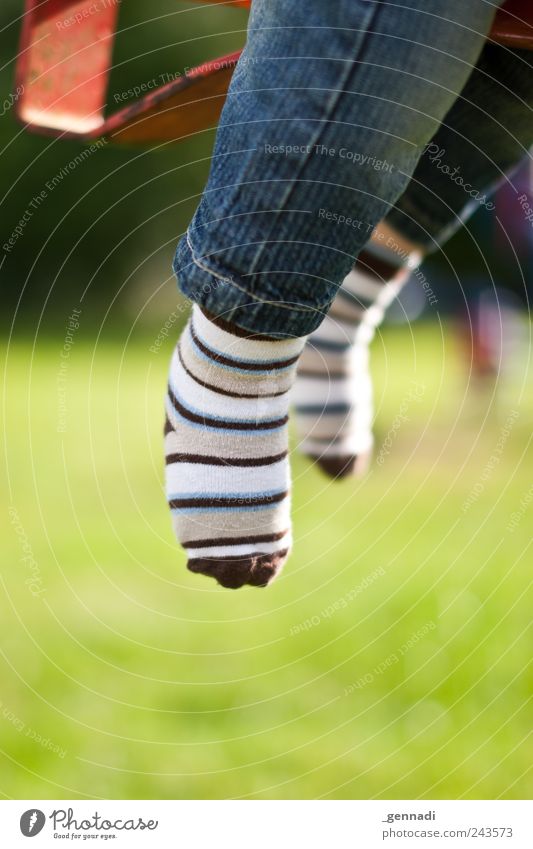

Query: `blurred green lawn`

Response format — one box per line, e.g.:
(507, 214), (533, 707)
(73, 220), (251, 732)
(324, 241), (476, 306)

(1, 321), (532, 800)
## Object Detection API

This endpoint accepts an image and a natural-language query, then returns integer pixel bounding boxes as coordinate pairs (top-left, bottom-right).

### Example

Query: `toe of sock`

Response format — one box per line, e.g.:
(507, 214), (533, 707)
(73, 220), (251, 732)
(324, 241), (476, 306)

(187, 550), (289, 589)
(309, 451), (372, 480)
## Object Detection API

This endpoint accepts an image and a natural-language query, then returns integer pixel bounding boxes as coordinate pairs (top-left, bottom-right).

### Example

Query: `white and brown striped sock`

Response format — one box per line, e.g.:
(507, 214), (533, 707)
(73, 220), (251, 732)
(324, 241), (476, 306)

(294, 240), (421, 478)
(164, 306), (305, 589)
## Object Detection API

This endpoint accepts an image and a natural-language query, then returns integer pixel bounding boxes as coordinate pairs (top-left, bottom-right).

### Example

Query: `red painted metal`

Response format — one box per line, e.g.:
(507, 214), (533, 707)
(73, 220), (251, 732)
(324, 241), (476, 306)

(104, 52), (241, 144)
(16, 0), (119, 135)
(15, 0), (533, 145)
(196, 0), (249, 5)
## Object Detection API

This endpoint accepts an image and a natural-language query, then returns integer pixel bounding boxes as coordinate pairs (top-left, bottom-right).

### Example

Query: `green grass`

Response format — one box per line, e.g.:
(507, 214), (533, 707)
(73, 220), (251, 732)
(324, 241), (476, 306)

(1, 321), (532, 799)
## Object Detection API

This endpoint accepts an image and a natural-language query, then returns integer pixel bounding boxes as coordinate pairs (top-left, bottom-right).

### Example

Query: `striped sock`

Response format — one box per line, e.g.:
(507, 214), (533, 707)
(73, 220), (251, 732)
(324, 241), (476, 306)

(164, 306), (305, 589)
(294, 240), (421, 478)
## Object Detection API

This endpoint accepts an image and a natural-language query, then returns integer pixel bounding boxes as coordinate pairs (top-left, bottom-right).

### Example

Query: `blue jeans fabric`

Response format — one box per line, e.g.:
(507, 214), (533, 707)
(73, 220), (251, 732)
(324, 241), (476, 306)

(174, 0), (504, 338)
(387, 42), (533, 249)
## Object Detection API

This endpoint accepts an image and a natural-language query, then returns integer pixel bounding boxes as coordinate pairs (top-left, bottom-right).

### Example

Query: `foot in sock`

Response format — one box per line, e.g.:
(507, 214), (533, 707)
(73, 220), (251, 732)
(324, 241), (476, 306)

(294, 236), (421, 479)
(164, 306), (305, 589)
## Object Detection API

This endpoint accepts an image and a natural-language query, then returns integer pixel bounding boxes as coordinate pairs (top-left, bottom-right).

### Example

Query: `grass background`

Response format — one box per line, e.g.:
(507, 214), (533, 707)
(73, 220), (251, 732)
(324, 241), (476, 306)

(2, 320), (532, 799)
(1, 0), (531, 803)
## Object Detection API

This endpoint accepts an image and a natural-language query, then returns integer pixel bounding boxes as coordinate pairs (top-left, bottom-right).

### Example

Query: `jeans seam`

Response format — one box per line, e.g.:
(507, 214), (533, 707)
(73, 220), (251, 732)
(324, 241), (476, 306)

(247, 2), (382, 275)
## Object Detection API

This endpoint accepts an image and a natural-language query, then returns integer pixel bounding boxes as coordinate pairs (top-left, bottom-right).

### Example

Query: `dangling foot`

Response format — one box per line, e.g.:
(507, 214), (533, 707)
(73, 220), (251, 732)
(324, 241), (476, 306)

(164, 306), (305, 588)
(294, 236), (421, 479)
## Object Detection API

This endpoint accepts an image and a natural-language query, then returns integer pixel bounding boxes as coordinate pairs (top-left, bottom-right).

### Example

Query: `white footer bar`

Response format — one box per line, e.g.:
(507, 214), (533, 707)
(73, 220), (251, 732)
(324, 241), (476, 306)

(1, 800), (531, 848)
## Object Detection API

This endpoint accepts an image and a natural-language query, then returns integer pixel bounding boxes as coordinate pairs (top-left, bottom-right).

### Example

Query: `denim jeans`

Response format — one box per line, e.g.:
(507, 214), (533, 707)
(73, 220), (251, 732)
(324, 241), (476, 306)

(387, 42), (533, 249)
(174, 0), (506, 338)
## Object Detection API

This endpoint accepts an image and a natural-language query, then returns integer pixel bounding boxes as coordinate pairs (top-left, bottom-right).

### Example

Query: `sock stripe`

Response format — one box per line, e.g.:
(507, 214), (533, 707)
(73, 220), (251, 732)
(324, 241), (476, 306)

(190, 322), (300, 373)
(327, 307), (362, 327)
(169, 490), (288, 510)
(310, 337), (352, 353)
(200, 309), (283, 342)
(183, 530), (289, 549)
(178, 344), (288, 400)
(295, 403), (352, 415)
(165, 450), (288, 467)
(168, 386), (288, 431)
(356, 248), (402, 281)
(295, 368), (346, 380)
(339, 276), (383, 304)
(303, 434), (350, 444)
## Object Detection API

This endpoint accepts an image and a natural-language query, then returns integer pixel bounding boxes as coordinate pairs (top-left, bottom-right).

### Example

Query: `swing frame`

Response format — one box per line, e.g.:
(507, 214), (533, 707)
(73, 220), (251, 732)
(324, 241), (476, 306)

(14, 0), (533, 146)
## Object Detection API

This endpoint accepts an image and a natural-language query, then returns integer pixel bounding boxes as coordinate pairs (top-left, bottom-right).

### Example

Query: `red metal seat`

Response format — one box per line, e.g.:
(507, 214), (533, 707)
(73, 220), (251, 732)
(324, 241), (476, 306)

(15, 0), (533, 145)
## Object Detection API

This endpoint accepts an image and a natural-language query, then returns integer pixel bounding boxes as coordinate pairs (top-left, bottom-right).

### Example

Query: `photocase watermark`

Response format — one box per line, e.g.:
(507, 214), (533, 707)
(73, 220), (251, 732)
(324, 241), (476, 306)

(8, 506), (45, 597)
(56, 0), (119, 30)
(210, 492), (282, 507)
(57, 308), (82, 433)
(0, 700), (67, 759)
(3, 190), (47, 254)
(462, 409), (519, 512)
(45, 140), (108, 191)
(517, 192), (533, 228)
(114, 74), (183, 104)
(375, 230), (438, 306)
(150, 307), (185, 354)
(318, 208), (374, 234)
(264, 142), (395, 172)
(506, 482), (533, 533)
(3, 140), (107, 254)
(1, 83), (24, 118)
(376, 381), (426, 465)
(410, 263), (438, 307)
(424, 143), (495, 212)
(20, 809), (46, 837)
(343, 621), (436, 694)
(150, 278), (229, 353)
(52, 808), (158, 835)
(19, 807), (159, 838)
(113, 56), (238, 103)
(289, 567), (386, 636)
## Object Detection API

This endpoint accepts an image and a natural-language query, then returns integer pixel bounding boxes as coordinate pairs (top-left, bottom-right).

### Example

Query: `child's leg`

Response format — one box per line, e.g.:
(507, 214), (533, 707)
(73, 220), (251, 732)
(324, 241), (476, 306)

(173, 0), (501, 339)
(166, 0), (502, 588)
(295, 40), (533, 479)
(165, 308), (304, 589)
(386, 41), (533, 250)
(294, 225), (422, 478)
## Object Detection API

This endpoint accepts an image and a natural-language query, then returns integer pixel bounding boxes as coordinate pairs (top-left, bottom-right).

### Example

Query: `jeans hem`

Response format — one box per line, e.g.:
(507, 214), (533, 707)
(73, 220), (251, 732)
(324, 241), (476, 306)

(173, 231), (327, 339)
